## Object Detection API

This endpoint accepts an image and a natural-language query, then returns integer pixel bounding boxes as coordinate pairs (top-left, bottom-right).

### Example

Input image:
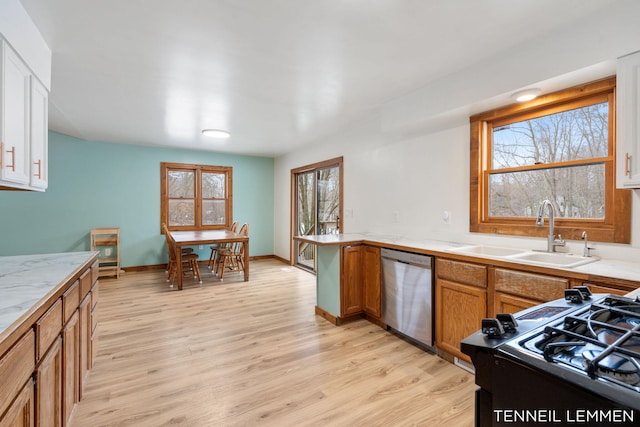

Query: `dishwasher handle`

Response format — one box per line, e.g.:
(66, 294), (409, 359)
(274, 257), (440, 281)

(381, 248), (432, 269)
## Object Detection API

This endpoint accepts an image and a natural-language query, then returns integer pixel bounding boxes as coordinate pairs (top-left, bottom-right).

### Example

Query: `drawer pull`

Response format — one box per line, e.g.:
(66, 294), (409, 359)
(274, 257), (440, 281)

(34, 159), (42, 178)
(5, 145), (16, 171)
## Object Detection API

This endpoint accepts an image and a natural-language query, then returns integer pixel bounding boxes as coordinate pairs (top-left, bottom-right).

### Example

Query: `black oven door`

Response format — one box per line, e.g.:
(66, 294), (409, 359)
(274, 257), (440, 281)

(487, 353), (639, 427)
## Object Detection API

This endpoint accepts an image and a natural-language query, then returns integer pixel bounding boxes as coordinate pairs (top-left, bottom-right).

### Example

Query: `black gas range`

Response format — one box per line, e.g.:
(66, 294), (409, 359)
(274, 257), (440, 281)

(461, 290), (640, 427)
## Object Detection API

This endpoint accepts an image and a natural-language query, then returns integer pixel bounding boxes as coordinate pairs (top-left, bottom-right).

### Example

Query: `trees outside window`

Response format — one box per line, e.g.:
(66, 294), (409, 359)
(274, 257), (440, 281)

(292, 157), (343, 271)
(161, 162), (232, 231)
(470, 77), (630, 243)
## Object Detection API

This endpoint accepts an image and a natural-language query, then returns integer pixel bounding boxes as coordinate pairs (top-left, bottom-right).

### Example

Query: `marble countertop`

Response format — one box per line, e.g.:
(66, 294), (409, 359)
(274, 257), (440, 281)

(0, 251), (98, 336)
(296, 233), (640, 284)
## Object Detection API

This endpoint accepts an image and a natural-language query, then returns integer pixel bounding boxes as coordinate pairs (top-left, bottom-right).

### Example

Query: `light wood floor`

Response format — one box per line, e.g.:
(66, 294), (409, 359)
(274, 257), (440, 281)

(71, 259), (476, 426)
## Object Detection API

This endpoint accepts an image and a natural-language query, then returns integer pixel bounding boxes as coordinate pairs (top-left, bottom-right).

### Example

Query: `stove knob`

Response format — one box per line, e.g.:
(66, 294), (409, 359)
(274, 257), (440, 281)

(496, 313), (518, 333)
(481, 318), (505, 337)
(573, 285), (592, 300)
(564, 288), (584, 304)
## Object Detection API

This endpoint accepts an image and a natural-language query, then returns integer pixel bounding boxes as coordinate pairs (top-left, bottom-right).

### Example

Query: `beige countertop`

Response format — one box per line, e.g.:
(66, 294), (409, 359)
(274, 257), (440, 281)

(295, 233), (640, 288)
(0, 251), (99, 339)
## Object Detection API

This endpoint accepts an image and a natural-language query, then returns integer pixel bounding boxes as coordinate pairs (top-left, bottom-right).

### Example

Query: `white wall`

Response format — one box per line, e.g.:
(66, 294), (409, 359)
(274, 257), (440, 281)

(274, 1), (640, 263)
(275, 115), (640, 263)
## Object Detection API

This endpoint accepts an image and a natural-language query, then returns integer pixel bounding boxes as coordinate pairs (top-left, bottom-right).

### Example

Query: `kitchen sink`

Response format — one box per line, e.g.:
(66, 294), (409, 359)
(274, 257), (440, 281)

(506, 251), (599, 268)
(449, 244), (599, 269)
(450, 245), (529, 257)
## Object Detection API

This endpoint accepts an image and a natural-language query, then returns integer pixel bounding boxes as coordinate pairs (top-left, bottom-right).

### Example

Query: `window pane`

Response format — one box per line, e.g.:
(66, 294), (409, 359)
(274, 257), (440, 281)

(317, 167), (340, 234)
(489, 164), (605, 218)
(492, 102), (608, 169)
(202, 172), (225, 199)
(297, 172), (315, 236)
(168, 200), (195, 225)
(168, 171), (194, 198)
(202, 200), (226, 225)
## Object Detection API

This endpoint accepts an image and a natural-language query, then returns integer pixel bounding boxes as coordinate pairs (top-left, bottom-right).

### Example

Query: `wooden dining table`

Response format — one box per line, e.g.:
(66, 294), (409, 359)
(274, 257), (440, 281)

(170, 229), (249, 290)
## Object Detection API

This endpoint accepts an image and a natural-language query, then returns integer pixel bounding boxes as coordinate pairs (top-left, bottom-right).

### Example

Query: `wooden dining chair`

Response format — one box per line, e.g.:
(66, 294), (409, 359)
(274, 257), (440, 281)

(207, 220), (238, 270)
(214, 223), (249, 280)
(162, 223), (202, 286)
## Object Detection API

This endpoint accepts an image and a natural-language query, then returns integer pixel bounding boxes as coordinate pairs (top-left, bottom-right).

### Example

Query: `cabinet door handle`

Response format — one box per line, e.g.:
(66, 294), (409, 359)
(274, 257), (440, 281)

(5, 145), (15, 171)
(625, 152), (631, 176)
(0, 142), (3, 168)
(34, 159), (42, 178)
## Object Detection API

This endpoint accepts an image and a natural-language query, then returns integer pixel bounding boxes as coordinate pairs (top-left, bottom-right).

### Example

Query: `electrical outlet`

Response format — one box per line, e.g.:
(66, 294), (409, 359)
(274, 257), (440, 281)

(442, 210), (451, 224)
(105, 248), (112, 256)
(199, 245), (203, 250)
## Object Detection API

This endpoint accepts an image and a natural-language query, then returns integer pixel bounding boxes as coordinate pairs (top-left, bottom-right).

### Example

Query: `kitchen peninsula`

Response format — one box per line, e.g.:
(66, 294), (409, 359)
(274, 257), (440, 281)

(295, 233), (640, 364)
(0, 251), (99, 426)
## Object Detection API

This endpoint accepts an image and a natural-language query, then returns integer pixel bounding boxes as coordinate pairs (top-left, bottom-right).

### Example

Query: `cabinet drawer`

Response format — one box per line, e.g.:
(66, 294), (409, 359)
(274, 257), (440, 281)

(494, 269), (568, 302)
(0, 330), (35, 417)
(36, 299), (62, 361)
(79, 269), (92, 300)
(494, 292), (539, 315)
(436, 258), (487, 288)
(91, 282), (99, 310)
(581, 282), (631, 296)
(62, 280), (80, 324)
(91, 260), (99, 285)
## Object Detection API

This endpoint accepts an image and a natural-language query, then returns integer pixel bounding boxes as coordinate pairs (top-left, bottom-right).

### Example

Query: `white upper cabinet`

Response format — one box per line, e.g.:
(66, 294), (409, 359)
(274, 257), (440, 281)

(0, 40), (31, 186)
(0, 37), (49, 191)
(30, 76), (48, 189)
(0, 0), (51, 191)
(617, 51), (640, 189)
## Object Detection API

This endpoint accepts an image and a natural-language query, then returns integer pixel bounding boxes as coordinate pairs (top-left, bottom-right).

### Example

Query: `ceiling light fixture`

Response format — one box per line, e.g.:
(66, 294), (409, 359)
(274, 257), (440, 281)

(511, 88), (542, 103)
(202, 129), (231, 139)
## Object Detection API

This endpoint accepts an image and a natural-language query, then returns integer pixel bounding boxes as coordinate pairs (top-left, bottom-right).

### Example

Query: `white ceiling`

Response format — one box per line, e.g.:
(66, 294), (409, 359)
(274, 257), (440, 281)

(19, 0), (618, 157)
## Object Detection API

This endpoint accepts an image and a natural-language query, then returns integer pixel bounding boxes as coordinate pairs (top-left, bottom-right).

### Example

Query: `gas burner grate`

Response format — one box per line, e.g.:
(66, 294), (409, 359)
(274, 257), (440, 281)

(532, 295), (640, 391)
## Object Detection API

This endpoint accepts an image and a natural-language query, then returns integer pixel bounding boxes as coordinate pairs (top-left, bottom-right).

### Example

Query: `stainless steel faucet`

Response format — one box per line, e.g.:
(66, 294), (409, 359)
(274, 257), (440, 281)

(536, 200), (565, 252)
(581, 231), (594, 257)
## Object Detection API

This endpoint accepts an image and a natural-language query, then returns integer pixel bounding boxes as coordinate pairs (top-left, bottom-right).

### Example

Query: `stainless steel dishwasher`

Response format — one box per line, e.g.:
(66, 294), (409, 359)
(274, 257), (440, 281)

(381, 248), (434, 349)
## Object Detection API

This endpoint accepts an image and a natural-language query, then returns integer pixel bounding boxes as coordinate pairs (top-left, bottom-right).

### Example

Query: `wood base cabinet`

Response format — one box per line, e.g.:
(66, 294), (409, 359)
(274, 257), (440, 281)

(62, 311), (79, 426)
(362, 246), (381, 319)
(435, 258), (487, 362)
(314, 244), (382, 325)
(574, 281), (633, 297)
(493, 292), (538, 315)
(491, 268), (568, 316)
(1, 379), (35, 427)
(435, 259), (487, 363)
(0, 330), (35, 427)
(436, 279), (487, 363)
(0, 256), (98, 427)
(36, 337), (62, 427)
(78, 295), (91, 400)
(341, 245), (363, 317)
(340, 245), (382, 320)
(90, 282), (99, 367)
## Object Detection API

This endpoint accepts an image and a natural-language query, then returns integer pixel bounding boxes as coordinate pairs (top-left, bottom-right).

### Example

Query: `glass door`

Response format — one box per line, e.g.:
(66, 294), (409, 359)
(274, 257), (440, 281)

(292, 158), (343, 272)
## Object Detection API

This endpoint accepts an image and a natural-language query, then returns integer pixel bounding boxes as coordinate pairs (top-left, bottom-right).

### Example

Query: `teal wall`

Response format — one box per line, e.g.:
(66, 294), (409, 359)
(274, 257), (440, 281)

(316, 245), (340, 316)
(0, 132), (274, 267)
